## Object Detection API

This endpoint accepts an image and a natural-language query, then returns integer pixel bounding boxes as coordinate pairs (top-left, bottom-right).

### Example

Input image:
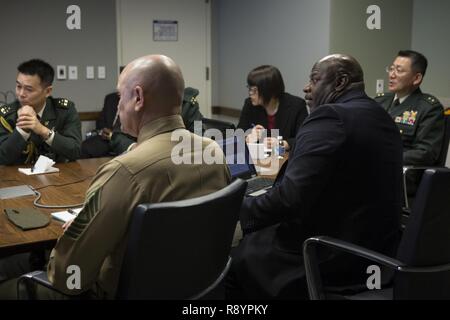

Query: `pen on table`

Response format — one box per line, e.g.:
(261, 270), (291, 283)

(30, 164), (35, 173)
(68, 209), (77, 215)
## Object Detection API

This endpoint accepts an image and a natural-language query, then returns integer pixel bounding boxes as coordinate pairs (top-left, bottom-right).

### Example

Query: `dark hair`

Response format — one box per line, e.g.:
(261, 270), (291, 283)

(18, 59), (54, 87)
(398, 50), (428, 77)
(247, 65), (285, 105)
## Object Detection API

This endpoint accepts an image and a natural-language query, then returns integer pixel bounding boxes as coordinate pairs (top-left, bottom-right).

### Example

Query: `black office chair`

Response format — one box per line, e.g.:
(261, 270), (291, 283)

(18, 179), (247, 300)
(303, 168), (450, 300)
(201, 118), (236, 139)
(402, 113), (450, 211)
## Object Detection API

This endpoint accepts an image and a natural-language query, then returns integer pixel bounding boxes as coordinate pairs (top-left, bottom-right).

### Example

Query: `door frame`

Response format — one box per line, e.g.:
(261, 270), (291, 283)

(115, 0), (212, 118)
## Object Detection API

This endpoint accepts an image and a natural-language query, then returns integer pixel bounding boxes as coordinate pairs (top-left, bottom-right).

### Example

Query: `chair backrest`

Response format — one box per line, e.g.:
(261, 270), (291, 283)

(395, 168), (450, 299)
(436, 114), (450, 167)
(116, 179), (247, 299)
(201, 118), (236, 138)
(181, 87), (203, 132)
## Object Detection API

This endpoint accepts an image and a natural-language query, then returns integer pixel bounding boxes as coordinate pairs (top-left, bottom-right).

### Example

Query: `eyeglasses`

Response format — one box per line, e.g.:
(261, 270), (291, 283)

(386, 65), (407, 76)
(247, 85), (258, 95)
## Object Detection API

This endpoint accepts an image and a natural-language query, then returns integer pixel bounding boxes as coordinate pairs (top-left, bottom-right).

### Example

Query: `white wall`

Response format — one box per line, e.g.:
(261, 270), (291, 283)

(116, 0), (211, 116)
(0, 0), (118, 112)
(412, 0), (450, 106)
(330, 0), (413, 97)
(215, 0), (331, 110)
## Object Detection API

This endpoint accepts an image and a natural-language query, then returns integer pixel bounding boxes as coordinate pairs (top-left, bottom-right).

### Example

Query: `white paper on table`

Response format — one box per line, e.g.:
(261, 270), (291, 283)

(18, 155), (59, 175)
(51, 208), (82, 223)
(18, 167), (60, 175)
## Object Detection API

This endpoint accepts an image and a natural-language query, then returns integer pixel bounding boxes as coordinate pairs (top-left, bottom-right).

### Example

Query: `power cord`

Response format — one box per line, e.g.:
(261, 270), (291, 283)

(30, 175), (94, 209)
(32, 189), (84, 209)
(32, 175), (94, 191)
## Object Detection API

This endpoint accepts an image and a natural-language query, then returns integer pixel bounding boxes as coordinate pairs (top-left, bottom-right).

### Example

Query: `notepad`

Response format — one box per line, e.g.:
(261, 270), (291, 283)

(0, 185), (35, 200)
(51, 208), (82, 223)
(18, 167), (60, 175)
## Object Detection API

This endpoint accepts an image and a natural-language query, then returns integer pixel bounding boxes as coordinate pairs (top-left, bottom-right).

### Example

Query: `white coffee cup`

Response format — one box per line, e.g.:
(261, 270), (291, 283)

(247, 143), (266, 160)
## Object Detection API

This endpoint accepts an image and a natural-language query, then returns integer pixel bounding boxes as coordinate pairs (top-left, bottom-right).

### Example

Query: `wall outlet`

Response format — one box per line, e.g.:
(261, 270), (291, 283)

(98, 66), (106, 79)
(56, 65), (67, 80)
(68, 66), (78, 80)
(376, 79), (384, 94)
(86, 66), (95, 80)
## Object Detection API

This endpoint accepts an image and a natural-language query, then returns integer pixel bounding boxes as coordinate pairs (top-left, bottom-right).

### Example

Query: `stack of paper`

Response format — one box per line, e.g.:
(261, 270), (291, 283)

(51, 208), (82, 223)
(18, 155), (59, 175)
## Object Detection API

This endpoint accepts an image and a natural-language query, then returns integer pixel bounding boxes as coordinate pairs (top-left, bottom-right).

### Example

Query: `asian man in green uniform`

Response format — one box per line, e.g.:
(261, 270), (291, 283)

(0, 59), (81, 165)
(375, 50), (445, 195)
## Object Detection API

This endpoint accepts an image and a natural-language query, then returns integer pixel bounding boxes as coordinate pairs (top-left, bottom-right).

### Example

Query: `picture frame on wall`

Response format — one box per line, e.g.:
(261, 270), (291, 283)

(153, 20), (178, 41)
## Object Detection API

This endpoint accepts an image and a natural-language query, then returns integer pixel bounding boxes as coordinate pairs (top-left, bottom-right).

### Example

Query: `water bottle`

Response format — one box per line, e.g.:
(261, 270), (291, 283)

(277, 136), (285, 157)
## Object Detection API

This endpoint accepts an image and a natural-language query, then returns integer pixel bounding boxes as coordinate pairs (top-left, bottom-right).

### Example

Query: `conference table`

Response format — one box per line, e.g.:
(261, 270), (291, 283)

(0, 157), (111, 258)
(0, 151), (288, 258)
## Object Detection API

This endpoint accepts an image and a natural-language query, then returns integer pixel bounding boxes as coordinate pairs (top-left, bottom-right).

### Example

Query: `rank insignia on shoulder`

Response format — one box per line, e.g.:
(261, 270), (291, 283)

(56, 98), (70, 108)
(423, 95), (440, 106)
(377, 93), (385, 97)
(0, 105), (12, 116)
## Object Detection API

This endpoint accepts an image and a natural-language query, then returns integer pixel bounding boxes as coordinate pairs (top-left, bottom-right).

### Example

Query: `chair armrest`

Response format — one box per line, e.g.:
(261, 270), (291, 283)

(303, 236), (450, 300)
(18, 270), (67, 299)
(303, 236), (405, 299)
(189, 256), (232, 300)
(20, 271), (53, 288)
(403, 166), (445, 174)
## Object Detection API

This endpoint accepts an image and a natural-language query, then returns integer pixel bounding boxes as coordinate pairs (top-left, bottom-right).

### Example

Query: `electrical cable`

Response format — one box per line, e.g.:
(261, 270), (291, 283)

(30, 175), (94, 209)
(32, 175), (94, 191)
(32, 188), (84, 209)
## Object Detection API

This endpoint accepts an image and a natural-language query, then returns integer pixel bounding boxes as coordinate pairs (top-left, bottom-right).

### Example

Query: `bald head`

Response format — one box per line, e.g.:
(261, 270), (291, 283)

(318, 54), (364, 85)
(117, 55), (185, 137)
(304, 54), (365, 109)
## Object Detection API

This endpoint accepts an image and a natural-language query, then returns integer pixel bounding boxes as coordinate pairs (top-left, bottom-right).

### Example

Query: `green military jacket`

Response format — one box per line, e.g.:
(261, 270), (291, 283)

(0, 97), (82, 165)
(109, 87), (204, 155)
(375, 88), (445, 166)
(181, 87), (203, 132)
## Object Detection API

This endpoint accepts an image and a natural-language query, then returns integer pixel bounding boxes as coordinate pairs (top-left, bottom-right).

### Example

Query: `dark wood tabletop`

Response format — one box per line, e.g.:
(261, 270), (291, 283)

(0, 157), (111, 257)
(0, 152), (288, 258)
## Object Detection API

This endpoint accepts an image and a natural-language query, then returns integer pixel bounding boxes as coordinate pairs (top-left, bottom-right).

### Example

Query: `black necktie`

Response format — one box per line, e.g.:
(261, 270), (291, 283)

(393, 99), (400, 107)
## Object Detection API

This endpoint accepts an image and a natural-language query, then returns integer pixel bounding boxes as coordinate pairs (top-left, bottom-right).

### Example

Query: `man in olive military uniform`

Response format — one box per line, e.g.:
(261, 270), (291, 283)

(0, 59), (81, 165)
(375, 50), (445, 195)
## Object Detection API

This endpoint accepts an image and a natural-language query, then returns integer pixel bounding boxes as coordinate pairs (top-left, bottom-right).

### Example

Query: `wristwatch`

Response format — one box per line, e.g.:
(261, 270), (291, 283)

(46, 129), (54, 140)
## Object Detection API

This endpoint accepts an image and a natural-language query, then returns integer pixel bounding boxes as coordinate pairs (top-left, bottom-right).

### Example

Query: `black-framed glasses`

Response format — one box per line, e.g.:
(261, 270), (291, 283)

(246, 85), (258, 95)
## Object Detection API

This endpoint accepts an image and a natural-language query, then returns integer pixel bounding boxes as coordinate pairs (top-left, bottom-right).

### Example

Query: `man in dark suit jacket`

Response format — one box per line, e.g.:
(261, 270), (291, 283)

(226, 54), (403, 299)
